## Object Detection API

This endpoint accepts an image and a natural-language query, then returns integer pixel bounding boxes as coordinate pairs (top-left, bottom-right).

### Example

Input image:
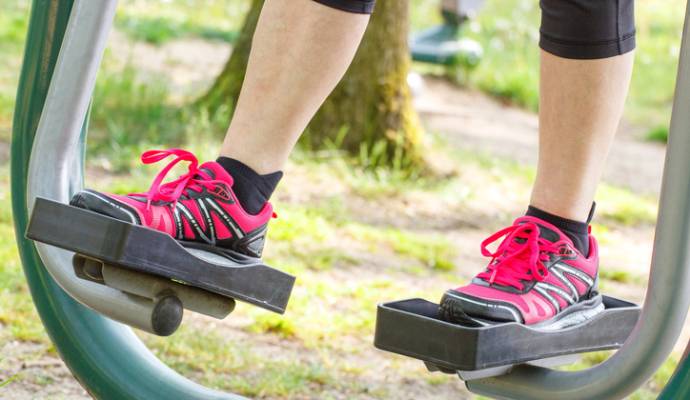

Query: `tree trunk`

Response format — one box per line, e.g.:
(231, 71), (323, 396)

(199, 0), (422, 170)
(306, 0), (422, 169)
(196, 0), (264, 113)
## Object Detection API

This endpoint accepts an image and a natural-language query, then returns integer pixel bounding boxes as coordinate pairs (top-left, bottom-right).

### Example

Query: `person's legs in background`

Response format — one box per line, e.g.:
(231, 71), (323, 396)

(442, 0), (635, 326)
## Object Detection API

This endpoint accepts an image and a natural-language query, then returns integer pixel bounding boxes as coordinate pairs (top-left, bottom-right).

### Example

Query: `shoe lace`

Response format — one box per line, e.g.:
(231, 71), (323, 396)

(476, 221), (567, 290)
(132, 149), (227, 210)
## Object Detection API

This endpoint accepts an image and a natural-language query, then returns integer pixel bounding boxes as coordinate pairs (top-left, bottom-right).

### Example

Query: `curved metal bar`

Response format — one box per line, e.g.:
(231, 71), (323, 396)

(468, 2), (690, 399)
(14, 0), (242, 398)
(26, 0), (161, 332)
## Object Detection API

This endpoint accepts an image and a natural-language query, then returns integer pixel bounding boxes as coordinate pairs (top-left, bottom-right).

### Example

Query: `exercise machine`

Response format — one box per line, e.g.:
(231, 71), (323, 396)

(411, 0), (484, 73)
(10, 0), (690, 399)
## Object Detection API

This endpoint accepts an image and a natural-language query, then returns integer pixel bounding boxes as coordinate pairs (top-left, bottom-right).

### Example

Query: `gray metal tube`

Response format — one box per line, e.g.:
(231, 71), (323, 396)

(468, 3), (690, 399)
(101, 264), (236, 319)
(25, 0), (162, 333)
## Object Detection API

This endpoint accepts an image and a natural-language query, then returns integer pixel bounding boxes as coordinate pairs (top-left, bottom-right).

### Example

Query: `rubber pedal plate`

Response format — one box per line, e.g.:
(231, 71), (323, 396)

(27, 197), (295, 314)
(374, 296), (640, 377)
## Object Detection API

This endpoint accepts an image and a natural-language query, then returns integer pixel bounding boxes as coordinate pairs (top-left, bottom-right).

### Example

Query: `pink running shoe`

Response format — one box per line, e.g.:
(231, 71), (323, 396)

(70, 149), (274, 258)
(440, 216), (603, 329)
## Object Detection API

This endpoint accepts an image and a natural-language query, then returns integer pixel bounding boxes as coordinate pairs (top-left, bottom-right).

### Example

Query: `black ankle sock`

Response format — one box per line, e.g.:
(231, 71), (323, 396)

(216, 157), (283, 215)
(526, 204), (595, 256)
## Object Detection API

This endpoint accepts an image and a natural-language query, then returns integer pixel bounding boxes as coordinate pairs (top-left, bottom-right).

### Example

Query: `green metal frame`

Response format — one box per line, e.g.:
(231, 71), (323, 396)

(10, 0), (690, 399)
(659, 348), (690, 398)
(11, 1), (238, 399)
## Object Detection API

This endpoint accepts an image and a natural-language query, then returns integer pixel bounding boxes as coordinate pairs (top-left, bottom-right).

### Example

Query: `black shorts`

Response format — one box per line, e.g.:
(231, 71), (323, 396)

(312, 0), (375, 14)
(539, 0), (635, 59)
(311, 0), (635, 60)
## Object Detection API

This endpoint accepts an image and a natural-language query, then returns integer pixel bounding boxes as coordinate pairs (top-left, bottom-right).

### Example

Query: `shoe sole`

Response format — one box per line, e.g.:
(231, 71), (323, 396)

(531, 295), (604, 331)
(180, 240), (259, 264)
(440, 292), (604, 330)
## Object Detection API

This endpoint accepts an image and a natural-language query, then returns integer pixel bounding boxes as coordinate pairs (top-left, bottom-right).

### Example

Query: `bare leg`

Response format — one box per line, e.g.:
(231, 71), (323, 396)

(220, 0), (370, 174)
(530, 50), (635, 221)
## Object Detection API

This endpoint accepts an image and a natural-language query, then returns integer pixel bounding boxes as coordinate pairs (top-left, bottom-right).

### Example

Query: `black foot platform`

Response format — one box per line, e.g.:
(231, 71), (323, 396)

(374, 296), (640, 380)
(27, 198), (295, 315)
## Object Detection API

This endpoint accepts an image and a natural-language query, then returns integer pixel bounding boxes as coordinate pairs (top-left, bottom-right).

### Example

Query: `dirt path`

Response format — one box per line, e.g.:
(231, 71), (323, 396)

(0, 341), (89, 399)
(415, 76), (667, 196)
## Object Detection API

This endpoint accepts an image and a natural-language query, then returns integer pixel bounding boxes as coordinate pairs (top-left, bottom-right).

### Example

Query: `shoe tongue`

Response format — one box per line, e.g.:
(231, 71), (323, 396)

(514, 216), (560, 243)
(198, 161), (234, 186)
